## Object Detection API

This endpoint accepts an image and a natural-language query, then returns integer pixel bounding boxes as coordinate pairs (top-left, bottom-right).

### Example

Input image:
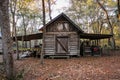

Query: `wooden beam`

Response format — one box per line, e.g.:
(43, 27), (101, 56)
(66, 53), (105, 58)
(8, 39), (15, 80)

(47, 32), (77, 34)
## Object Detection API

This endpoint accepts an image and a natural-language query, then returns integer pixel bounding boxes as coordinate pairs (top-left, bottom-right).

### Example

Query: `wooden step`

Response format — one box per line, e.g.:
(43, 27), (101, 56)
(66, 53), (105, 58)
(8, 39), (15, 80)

(49, 55), (70, 59)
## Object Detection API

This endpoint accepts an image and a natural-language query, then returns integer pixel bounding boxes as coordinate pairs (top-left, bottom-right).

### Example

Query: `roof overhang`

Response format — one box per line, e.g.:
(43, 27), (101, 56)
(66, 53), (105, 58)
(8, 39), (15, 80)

(80, 33), (112, 40)
(13, 32), (112, 41)
(13, 33), (43, 41)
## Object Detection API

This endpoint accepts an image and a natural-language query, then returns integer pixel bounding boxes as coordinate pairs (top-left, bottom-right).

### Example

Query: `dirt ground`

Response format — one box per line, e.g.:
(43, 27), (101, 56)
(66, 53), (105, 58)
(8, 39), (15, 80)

(15, 51), (120, 80)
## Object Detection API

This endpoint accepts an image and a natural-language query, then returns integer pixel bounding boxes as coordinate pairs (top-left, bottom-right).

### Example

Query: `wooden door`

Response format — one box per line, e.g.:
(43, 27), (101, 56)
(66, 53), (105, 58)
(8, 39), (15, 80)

(56, 36), (68, 54)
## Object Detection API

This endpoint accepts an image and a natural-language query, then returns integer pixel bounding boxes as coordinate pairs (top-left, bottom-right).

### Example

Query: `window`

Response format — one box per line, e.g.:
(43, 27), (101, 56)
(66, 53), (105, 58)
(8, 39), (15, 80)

(56, 22), (69, 32)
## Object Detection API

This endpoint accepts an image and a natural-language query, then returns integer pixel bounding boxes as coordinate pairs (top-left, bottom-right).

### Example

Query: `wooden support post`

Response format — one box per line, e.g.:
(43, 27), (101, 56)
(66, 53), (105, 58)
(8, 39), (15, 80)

(97, 40), (98, 46)
(29, 40), (31, 49)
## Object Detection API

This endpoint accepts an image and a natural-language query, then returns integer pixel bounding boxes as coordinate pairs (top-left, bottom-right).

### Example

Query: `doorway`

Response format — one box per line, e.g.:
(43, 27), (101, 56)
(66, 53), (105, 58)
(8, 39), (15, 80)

(56, 36), (68, 54)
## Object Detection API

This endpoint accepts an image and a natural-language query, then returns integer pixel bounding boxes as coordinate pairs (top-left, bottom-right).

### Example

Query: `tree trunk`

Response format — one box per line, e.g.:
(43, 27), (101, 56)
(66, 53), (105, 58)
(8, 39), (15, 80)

(48, 0), (52, 20)
(118, 0), (120, 20)
(118, 0), (120, 14)
(10, 0), (19, 60)
(41, 0), (46, 64)
(0, 0), (15, 79)
(11, 12), (19, 60)
(14, 18), (19, 60)
(22, 15), (27, 48)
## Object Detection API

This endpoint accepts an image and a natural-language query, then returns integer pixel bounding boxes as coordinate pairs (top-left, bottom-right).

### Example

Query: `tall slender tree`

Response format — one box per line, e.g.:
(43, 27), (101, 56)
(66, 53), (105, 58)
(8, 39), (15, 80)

(118, 0), (120, 19)
(41, 0), (46, 64)
(48, 0), (52, 20)
(10, 0), (19, 60)
(0, 0), (15, 79)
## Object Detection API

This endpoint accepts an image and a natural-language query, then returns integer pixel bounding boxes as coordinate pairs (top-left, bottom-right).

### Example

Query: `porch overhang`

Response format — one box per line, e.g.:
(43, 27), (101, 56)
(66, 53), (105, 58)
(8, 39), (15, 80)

(80, 33), (112, 40)
(13, 33), (43, 41)
(13, 33), (112, 41)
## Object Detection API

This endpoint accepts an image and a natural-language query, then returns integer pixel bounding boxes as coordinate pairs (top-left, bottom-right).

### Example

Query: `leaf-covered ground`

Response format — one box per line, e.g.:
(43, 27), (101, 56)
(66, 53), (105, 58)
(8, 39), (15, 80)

(15, 51), (120, 80)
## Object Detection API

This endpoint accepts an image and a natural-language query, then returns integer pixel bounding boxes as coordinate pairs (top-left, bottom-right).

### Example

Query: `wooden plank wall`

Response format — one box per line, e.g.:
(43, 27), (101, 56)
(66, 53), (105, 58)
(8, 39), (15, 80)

(44, 32), (80, 56)
(44, 34), (55, 55)
(68, 33), (79, 56)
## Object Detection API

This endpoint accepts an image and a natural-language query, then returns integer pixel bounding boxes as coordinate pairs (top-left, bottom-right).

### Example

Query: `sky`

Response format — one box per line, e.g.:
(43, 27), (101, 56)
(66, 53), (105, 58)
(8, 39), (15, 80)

(51, 0), (70, 18)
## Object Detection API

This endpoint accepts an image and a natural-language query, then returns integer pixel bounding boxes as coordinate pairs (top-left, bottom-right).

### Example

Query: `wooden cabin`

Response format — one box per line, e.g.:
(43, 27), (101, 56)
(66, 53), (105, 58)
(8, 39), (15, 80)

(14, 13), (112, 57)
(42, 13), (84, 56)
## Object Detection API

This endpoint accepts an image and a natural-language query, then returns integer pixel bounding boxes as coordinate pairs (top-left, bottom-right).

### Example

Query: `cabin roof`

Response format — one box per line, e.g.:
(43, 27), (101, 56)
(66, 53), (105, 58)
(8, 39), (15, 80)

(39, 13), (84, 33)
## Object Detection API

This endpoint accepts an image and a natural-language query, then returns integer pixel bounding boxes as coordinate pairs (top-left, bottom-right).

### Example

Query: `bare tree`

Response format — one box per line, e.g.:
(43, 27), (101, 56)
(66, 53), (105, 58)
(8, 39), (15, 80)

(10, 0), (19, 60)
(96, 0), (116, 49)
(0, 0), (15, 79)
(48, 0), (52, 20)
(41, 0), (46, 64)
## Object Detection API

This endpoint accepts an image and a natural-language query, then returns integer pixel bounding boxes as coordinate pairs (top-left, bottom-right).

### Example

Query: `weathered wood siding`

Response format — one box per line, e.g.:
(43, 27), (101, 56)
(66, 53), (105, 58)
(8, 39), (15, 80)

(44, 34), (55, 55)
(0, 39), (2, 53)
(44, 16), (80, 56)
(44, 32), (80, 56)
(68, 33), (80, 56)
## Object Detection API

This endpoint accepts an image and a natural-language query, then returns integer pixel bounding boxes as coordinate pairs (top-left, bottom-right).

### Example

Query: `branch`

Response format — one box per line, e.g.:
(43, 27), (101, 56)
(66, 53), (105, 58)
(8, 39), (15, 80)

(96, 0), (113, 33)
